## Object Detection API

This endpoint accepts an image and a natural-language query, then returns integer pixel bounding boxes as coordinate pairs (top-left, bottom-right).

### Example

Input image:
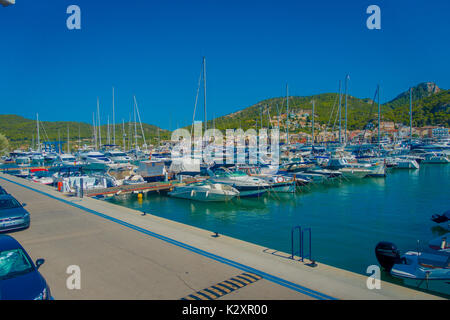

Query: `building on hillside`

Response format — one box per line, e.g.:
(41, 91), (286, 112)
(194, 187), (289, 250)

(432, 127), (449, 139)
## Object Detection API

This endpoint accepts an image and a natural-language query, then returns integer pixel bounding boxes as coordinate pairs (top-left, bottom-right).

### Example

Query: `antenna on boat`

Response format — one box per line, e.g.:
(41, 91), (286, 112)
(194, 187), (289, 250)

(122, 119), (126, 152)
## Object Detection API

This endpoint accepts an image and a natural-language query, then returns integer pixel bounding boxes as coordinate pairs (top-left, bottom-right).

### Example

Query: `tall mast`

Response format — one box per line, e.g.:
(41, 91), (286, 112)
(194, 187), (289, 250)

(112, 87), (116, 146)
(107, 115), (110, 145)
(338, 81), (342, 144)
(133, 98), (138, 150)
(78, 124), (81, 151)
(97, 98), (101, 149)
(377, 84), (381, 146)
(122, 119), (125, 151)
(67, 125), (70, 154)
(203, 57), (207, 133)
(312, 99), (315, 146)
(92, 112), (97, 149)
(344, 74), (349, 144)
(286, 84), (289, 144)
(36, 113), (40, 152)
(409, 87), (413, 143)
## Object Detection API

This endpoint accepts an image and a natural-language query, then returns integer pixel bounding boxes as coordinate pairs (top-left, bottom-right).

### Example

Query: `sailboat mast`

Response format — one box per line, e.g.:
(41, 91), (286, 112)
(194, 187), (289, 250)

(377, 84), (381, 146)
(97, 98), (101, 149)
(133, 98), (138, 150)
(344, 75), (349, 144)
(338, 81), (342, 144)
(67, 125), (70, 154)
(112, 87), (116, 146)
(92, 112), (97, 149)
(122, 119), (125, 151)
(312, 99), (315, 146)
(36, 113), (40, 152)
(409, 87), (413, 143)
(203, 57), (207, 133)
(286, 84), (289, 144)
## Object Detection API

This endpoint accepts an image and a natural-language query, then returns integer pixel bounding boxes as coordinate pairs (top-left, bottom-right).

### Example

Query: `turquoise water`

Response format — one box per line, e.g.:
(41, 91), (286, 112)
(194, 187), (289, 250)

(107, 164), (450, 295)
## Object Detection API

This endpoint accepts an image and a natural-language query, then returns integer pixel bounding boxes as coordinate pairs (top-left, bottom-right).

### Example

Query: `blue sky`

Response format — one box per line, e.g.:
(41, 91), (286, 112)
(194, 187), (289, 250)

(1, 0), (449, 130)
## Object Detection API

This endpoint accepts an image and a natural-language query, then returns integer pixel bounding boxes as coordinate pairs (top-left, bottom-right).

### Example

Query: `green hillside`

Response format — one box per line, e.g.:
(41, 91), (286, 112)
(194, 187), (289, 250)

(0, 115), (170, 150)
(207, 82), (449, 132)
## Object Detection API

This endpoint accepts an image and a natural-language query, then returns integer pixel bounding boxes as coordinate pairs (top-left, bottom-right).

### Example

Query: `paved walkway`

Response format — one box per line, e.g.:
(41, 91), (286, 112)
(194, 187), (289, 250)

(0, 173), (442, 300)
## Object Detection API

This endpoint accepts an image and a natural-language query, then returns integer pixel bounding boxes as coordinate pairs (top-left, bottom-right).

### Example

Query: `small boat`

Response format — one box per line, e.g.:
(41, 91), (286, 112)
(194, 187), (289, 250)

(431, 210), (450, 230)
(168, 181), (239, 202)
(375, 241), (450, 295)
(122, 174), (145, 185)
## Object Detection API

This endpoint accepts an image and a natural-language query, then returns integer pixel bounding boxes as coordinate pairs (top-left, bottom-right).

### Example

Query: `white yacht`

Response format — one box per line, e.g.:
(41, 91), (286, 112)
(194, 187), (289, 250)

(422, 152), (449, 164)
(103, 150), (133, 164)
(54, 154), (78, 166)
(209, 168), (269, 197)
(169, 181), (239, 202)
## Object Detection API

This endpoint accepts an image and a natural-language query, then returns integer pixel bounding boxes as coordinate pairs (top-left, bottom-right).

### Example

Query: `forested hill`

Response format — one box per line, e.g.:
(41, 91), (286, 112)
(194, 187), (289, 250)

(207, 82), (449, 131)
(0, 115), (170, 148)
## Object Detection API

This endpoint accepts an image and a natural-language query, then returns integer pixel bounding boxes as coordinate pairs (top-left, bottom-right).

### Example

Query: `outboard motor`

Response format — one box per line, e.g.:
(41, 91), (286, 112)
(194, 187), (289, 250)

(375, 241), (402, 272)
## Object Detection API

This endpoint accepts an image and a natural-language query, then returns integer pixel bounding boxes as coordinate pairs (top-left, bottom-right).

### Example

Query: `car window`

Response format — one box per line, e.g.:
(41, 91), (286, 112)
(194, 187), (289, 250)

(0, 199), (22, 210)
(0, 248), (34, 280)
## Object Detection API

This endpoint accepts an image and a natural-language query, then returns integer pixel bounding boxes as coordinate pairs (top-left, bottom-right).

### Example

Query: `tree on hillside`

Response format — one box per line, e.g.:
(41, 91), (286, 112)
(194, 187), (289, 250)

(0, 133), (9, 154)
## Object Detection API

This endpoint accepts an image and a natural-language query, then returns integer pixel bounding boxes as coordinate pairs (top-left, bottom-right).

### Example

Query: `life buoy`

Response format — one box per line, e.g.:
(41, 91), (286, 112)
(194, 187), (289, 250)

(276, 176), (284, 183)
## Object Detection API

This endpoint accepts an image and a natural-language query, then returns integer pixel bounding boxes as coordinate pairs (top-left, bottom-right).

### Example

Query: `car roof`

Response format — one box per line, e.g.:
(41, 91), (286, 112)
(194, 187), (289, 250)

(0, 234), (22, 251)
(0, 194), (15, 200)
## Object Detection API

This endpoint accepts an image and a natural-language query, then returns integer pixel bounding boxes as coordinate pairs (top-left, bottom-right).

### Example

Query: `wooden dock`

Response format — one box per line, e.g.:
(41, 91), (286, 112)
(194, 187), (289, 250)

(85, 178), (201, 197)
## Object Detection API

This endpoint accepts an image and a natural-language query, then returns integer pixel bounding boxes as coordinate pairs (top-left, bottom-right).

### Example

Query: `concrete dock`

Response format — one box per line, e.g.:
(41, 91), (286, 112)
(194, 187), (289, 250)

(0, 173), (443, 300)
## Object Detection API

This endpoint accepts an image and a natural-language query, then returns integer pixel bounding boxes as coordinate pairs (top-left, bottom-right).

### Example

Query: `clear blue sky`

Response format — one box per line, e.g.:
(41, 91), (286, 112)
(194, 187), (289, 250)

(1, 0), (449, 130)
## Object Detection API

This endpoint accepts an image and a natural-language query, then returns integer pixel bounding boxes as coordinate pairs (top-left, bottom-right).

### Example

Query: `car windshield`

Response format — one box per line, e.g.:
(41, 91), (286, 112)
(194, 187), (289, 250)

(0, 199), (22, 210)
(0, 248), (34, 280)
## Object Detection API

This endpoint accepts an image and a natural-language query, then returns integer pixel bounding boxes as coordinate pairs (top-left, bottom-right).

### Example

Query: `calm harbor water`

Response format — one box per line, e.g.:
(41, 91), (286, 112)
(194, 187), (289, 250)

(107, 164), (450, 294)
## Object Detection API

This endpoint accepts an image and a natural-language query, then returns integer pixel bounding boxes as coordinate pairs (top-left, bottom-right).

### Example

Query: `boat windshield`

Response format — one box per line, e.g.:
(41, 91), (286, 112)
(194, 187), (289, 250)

(0, 248), (34, 280)
(0, 198), (22, 210)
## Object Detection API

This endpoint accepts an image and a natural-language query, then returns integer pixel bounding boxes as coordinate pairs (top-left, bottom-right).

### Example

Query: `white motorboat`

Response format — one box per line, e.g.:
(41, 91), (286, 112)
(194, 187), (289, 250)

(169, 181), (239, 202)
(257, 175), (296, 193)
(422, 152), (449, 164)
(103, 150), (133, 164)
(209, 168), (269, 197)
(339, 167), (371, 179)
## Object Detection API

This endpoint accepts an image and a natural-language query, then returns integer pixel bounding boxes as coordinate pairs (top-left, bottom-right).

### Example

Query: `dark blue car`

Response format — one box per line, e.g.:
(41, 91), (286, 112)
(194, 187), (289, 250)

(0, 234), (51, 300)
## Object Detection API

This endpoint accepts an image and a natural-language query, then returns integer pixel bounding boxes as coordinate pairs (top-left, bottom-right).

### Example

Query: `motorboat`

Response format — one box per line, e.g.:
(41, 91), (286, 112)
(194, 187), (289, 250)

(431, 210), (450, 230)
(103, 150), (133, 164)
(79, 151), (113, 169)
(257, 175), (296, 193)
(339, 167), (372, 179)
(122, 174), (146, 185)
(375, 241), (450, 295)
(15, 156), (30, 167)
(54, 154), (78, 166)
(422, 152), (449, 164)
(168, 181), (239, 202)
(209, 167), (269, 197)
